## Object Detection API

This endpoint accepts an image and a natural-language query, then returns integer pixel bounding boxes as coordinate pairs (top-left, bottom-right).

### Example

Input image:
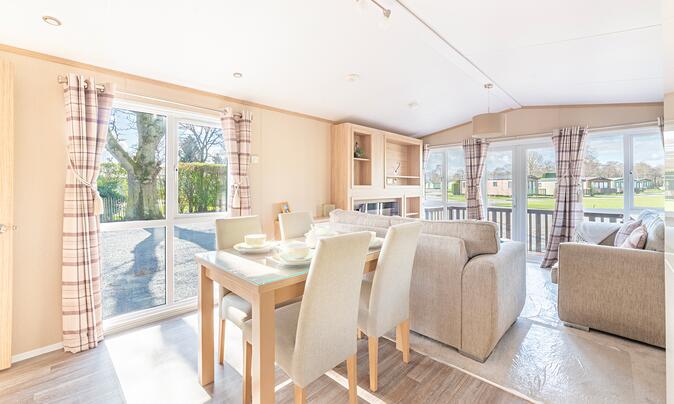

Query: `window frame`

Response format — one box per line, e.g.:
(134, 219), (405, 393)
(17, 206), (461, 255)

(101, 98), (227, 331)
(583, 127), (663, 218)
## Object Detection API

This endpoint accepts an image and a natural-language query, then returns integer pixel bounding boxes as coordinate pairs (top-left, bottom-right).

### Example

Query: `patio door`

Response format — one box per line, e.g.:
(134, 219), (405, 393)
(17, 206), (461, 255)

(483, 139), (555, 257)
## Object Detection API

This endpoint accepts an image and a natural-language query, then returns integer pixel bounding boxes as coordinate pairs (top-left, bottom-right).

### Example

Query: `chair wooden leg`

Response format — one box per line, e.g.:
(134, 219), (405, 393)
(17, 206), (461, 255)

(243, 341), (252, 404)
(346, 354), (358, 404)
(218, 319), (226, 365)
(294, 384), (306, 404)
(400, 319), (410, 363)
(368, 336), (378, 392)
(395, 324), (402, 351)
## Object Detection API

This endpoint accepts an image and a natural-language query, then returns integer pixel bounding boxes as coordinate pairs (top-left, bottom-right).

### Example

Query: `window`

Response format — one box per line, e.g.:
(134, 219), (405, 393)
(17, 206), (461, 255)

(633, 133), (664, 209)
(581, 128), (663, 217)
(98, 102), (227, 321)
(423, 147), (466, 220)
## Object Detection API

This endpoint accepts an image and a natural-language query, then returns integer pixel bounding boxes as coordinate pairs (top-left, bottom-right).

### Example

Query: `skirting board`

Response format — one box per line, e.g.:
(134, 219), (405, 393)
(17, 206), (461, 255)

(11, 342), (62, 364)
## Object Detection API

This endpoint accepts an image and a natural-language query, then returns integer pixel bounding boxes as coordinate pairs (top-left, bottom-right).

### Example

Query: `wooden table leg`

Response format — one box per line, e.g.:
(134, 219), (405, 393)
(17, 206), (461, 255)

(198, 265), (214, 386)
(252, 291), (276, 404)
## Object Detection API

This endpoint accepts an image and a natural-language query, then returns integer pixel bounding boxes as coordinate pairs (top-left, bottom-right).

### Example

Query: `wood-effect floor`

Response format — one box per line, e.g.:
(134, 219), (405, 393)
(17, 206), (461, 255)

(0, 313), (529, 403)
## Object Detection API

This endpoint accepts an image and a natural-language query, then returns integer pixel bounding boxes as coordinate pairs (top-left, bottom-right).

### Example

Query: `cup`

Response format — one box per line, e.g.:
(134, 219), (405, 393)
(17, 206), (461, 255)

(282, 241), (310, 260)
(244, 234), (267, 247)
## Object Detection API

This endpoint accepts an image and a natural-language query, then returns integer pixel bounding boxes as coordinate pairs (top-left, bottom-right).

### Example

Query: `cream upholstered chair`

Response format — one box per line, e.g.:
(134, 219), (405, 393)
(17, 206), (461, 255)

(278, 211), (313, 240)
(215, 216), (263, 365)
(358, 221), (423, 391)
(242, 232), (372, 404)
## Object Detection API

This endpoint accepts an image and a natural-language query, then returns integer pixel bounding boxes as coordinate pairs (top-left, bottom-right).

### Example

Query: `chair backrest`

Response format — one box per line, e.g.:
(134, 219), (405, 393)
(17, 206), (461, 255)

(367, 222), (423, 337)
(278, 211), (313, 240)
(291, 232), (371, 387)
(215, 215), (262, 250)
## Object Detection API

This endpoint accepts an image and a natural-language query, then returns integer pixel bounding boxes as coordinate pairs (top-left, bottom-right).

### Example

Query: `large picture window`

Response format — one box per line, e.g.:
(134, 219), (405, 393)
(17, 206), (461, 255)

(98, 101), (226, 321)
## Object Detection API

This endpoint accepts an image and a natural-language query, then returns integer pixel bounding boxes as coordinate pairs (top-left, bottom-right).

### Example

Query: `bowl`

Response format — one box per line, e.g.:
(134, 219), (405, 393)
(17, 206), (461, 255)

(282, 241), (310, 259)
(244, 233), (267, 247)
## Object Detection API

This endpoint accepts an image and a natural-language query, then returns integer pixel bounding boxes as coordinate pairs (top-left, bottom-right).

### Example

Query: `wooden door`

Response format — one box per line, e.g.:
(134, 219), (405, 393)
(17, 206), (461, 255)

(0, 59), (14, 370)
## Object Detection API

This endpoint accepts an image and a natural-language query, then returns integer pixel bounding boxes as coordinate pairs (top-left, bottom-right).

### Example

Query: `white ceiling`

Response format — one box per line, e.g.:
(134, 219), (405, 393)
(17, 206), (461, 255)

(0, 0), (664, 136)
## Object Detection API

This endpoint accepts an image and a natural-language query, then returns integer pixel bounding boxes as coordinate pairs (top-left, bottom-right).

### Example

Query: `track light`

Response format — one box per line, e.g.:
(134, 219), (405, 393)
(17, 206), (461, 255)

(355, 0), (391, 19)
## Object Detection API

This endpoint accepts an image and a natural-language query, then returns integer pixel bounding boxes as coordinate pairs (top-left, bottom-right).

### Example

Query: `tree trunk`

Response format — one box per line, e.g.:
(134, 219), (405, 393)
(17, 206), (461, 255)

(126, 175), (162, 220)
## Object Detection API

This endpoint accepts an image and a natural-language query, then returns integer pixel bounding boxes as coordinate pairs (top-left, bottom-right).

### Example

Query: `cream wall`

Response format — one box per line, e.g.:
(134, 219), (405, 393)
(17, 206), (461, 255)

(422, 104), (664, 145)
(1, 49), (332, 356)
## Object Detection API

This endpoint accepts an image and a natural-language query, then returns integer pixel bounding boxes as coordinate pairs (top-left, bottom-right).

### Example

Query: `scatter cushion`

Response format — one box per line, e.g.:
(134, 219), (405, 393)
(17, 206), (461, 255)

(619, 225), (648, 249)
(614, 220), (642, 247)
(637, 210), (665, 252)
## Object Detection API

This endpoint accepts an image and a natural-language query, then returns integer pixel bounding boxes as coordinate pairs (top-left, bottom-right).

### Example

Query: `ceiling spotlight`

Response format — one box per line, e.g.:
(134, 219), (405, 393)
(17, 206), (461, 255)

(42, 16), (62, 26)
(345, 73), (360, 82)
(232, 72), (243, 79)
(408, 101), (420, 110)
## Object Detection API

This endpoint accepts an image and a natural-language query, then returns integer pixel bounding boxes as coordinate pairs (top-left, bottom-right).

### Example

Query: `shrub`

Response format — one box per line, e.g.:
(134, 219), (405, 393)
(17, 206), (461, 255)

(178, 163), (227, 213)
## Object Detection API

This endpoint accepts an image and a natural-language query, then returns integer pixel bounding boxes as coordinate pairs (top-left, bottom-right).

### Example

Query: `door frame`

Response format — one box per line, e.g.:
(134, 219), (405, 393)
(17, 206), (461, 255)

(483, 137), (554, 245)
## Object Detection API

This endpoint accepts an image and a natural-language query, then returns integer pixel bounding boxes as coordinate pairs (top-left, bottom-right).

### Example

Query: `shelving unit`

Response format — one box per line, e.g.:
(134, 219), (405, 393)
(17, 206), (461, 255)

(385, 136), (421, 187)
(331, 123), (422, 218)
(405, 196), (420, 218)
(352, 131), (372, 186)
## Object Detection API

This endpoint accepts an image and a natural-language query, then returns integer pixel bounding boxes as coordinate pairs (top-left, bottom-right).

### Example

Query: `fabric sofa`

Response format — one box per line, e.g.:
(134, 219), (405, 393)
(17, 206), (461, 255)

(552, 211), (665, 348)
(328, 209), (526, 362)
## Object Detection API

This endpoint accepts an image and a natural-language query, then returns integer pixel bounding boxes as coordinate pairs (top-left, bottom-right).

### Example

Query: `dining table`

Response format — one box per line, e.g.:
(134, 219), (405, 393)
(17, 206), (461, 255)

(195, 235), (382, 404)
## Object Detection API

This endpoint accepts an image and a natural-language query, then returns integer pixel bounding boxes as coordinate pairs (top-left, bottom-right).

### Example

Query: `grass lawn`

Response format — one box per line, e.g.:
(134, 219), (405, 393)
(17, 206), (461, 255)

(444, 191), (664, 210)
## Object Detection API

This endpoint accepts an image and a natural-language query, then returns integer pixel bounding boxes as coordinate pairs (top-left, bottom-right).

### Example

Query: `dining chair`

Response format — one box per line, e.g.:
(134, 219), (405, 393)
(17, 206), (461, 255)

(278, 211), (313, 240)
(242, 232), (372, 404)
(214, 215), (264, 365)
(358, 221), (423, 392)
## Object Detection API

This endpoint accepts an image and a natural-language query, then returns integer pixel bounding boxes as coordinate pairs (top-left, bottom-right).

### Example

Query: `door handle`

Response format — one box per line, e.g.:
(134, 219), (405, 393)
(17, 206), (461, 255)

(0, 224), (16, 234)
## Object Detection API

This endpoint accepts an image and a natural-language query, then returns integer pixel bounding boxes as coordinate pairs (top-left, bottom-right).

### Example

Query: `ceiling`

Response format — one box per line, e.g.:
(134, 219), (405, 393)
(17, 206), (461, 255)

(0, 0), (664, 136)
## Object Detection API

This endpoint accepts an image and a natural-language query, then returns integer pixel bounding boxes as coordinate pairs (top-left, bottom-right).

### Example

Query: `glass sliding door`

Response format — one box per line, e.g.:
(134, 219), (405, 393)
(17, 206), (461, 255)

(526, 145), (556, 257)
(422, 147), (466, 220)
(485, 148), (514, 239)
(99, 101), (227, 325)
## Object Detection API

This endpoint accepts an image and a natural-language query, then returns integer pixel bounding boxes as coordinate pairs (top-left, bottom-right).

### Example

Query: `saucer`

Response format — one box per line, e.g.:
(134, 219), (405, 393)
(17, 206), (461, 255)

(233, 241), (275, 254)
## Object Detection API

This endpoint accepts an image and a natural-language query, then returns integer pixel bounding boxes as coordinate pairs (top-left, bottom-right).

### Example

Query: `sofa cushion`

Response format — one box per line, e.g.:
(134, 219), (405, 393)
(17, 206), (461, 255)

(328, 210), (390, 237)
(619, 225), (648, 249)
(391, 217), (500, 259)
(637, 210), (665, 252)
(614, 219), (642, 247)
(329, 209), (394, 229)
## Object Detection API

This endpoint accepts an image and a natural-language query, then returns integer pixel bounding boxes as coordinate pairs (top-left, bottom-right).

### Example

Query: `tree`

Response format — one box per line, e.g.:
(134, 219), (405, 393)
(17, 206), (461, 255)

(178, 123), (224, 163)
(106, 109), (165, 220)
(527, 151), (546, 178)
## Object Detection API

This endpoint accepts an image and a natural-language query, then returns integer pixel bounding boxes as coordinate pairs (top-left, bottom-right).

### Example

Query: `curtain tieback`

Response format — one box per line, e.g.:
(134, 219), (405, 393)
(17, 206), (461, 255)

(68, 157), (103, 216)
(232, 182), (241, 206)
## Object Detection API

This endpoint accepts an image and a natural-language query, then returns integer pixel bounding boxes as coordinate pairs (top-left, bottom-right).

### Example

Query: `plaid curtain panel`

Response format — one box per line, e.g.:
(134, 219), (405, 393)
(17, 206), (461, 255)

(541, 126), (588, 268)
(61, 74), (114, 353)
(221, 108), (252, 216)
(463, 139), (489, 220)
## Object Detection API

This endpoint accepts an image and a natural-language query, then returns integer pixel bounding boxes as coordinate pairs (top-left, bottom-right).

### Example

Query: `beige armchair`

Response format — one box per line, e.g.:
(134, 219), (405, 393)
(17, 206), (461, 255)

(554, 213), (666, 347)
(556, 241), (665, 347)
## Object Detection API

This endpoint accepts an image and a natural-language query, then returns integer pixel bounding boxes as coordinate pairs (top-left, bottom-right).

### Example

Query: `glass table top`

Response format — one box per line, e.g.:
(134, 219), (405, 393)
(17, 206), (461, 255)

(195, 239), (381, 286)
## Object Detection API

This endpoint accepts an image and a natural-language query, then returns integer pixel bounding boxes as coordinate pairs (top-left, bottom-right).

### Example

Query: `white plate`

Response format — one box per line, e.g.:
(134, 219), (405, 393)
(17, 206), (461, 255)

(369, 237), (384, 249)
(269, 251), (314, 267)
(233, 241), (275, 254)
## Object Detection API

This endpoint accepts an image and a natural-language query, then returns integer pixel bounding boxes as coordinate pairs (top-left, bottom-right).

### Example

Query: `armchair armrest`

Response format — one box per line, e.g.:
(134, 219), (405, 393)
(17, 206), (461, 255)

(460, 241), (526, 361)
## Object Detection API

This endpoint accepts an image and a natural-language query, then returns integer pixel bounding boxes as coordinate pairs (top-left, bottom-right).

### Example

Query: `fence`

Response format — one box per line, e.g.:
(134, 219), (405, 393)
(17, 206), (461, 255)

(102, 196), (126, 222)
(424, 205), (623, 253)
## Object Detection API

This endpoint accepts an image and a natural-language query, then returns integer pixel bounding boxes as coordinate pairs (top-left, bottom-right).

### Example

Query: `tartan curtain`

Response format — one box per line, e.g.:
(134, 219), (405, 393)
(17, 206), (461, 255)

(463, 139), (489, 220)
(61, 74), (114, 353)
(221, 108), (252, 216)
(541, 126), (588, 268)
